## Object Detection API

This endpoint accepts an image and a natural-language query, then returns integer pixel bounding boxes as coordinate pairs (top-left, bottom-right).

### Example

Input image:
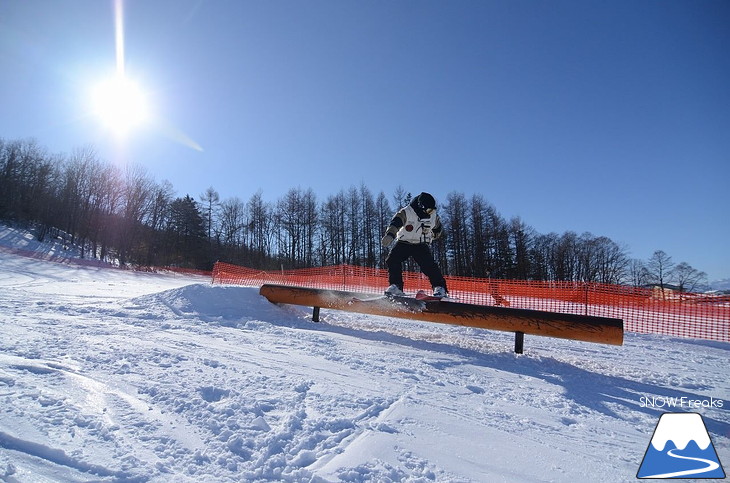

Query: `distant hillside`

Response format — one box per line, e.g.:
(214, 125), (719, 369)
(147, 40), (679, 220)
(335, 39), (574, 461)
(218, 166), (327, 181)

(709, 278), (730, 293)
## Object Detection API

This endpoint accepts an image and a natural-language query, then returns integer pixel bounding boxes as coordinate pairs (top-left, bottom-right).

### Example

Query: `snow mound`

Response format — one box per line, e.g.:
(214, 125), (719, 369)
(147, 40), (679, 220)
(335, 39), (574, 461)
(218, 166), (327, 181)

(127, 283), (307, 327)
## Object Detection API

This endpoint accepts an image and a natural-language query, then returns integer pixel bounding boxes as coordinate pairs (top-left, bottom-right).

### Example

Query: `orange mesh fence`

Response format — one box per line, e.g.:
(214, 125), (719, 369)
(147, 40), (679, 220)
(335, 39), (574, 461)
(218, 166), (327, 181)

(212, 262), (730, 343)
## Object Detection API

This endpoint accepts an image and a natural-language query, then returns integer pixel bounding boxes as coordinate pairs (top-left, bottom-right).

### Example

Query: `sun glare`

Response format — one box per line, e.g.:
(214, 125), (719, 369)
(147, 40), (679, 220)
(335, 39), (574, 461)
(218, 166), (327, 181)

(90, 0), (201, 149)
(89, 0), (149, 136)
(92, 76), (149, 134)
(91, 75), (149, 135)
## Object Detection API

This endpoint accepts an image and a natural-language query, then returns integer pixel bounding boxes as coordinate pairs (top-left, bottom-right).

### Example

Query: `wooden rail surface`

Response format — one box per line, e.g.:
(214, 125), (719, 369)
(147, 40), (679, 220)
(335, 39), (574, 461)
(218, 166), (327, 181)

(259, 284), (624, 351)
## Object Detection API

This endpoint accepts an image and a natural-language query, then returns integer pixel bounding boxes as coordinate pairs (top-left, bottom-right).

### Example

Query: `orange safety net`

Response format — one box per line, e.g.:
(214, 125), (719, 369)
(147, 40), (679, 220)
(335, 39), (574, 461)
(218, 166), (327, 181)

(212, 261), (730, 343)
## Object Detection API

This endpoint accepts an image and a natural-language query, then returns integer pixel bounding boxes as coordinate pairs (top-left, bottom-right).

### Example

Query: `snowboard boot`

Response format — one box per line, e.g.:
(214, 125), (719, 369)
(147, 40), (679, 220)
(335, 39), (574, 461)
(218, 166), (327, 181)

(385, 284), (405, 296)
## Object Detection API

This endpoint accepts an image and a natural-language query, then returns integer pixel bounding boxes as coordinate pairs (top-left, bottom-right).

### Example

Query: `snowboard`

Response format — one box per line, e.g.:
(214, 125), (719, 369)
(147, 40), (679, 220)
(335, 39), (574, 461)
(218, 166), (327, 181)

(413, 290), (458, 302)
(349, 290), (457, 312)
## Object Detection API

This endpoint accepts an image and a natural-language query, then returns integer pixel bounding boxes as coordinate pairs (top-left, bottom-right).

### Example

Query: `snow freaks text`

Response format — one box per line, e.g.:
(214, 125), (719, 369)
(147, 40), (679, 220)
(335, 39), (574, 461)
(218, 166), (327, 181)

(639, 396), (724, 409)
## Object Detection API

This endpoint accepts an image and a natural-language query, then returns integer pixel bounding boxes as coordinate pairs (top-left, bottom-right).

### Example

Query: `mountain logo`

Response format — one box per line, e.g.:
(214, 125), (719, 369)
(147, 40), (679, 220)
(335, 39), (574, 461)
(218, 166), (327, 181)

(637, 412), (726, 479)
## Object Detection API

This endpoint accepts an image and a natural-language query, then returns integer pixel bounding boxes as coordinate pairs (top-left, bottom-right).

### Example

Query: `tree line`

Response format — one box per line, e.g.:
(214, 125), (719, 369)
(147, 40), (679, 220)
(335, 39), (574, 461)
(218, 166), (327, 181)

(0, 138), (708, 291)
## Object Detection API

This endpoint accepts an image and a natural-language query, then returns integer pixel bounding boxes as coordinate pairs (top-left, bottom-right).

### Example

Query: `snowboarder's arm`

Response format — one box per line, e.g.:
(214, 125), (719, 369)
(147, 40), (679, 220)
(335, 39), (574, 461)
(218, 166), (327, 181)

(432, 215), (443, 240)
(381, 208), (407, 247)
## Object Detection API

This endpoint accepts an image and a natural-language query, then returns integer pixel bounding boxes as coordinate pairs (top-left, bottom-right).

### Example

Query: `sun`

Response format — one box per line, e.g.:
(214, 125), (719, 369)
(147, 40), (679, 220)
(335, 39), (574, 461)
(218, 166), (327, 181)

(91, 75), (149, 135)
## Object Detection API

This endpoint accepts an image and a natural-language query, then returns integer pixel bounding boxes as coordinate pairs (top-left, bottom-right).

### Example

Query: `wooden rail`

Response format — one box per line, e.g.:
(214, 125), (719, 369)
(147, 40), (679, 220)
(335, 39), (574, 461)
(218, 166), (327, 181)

(259, 284), (624, 353)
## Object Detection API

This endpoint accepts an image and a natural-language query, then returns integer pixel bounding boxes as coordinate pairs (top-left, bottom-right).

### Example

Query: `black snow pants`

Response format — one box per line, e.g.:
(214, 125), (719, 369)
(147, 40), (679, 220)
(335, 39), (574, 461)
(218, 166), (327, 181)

(385, 241), (447, 292)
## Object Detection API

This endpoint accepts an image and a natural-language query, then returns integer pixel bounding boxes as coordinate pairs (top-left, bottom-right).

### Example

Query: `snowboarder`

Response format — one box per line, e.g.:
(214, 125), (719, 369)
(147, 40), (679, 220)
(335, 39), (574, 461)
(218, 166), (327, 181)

(381, 192), (448, 297)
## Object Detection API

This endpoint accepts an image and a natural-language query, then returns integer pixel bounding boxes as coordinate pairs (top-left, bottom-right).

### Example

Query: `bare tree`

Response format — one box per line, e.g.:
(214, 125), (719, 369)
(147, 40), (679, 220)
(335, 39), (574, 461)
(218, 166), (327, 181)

(219, 197), (245, 247)
(117, 164), (155, 266)
(593, 237), (629, 284)
(674, 262), (707, 293)
(392, 185), (411, 209)
(0, 139), (58, 229)
(301, 188), (318, 268)
(375, 191), (391, 268)
(200, 186), (220, 242)
(359, 183), (378, 267)
(144, 180), (174, 265)
(275, 189), (300, 268)
(529, 233), (556, 281)
(344, 186), (361, 265)
(646, 250), (675, 297)
(319, 191), (346, 265)
(89, 163), (123, 261)
(59, 147), (99, 253)
(245, 190), (273, 267)
(469, 194), (489, 277)
(275, 187), (317, 268)
(553, 232), (579, 281)
(443, 191), (470, 276)
(509, 217), (532, 279)
(628, 259), (649, 287)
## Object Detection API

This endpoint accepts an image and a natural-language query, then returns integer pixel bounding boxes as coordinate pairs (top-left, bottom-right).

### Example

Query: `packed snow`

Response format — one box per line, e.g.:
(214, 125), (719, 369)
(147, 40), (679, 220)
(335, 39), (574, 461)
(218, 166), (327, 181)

(0, 226), (728, 482)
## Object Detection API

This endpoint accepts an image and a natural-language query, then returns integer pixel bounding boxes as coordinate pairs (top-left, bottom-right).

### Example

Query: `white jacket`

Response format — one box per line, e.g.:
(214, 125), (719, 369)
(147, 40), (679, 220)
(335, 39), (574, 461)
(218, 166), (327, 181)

(389, 205), (442, 245)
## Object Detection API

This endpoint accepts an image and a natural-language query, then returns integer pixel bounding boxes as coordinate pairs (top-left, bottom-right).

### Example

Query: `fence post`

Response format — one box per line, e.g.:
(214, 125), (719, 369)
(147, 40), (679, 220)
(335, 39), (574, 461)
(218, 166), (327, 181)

(514, 331), (524, 354)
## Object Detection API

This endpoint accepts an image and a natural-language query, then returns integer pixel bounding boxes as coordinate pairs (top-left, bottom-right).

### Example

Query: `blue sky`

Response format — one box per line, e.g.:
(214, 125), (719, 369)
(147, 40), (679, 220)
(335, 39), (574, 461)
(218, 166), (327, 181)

(1, 1), (728, 281)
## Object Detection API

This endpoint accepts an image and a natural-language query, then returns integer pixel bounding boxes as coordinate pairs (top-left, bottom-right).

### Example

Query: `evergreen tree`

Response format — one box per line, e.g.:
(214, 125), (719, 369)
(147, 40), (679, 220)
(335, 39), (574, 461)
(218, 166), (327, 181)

(166, 195), (207, 268)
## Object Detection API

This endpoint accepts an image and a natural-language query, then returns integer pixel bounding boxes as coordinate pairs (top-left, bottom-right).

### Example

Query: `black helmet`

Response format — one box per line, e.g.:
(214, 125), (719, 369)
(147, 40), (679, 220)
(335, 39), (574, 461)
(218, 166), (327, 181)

(416, 192), (436, 211)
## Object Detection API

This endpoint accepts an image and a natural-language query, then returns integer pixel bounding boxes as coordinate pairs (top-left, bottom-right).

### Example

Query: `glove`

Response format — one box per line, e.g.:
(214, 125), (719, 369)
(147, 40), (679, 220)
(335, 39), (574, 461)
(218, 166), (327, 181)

(381, 233), (394, 248)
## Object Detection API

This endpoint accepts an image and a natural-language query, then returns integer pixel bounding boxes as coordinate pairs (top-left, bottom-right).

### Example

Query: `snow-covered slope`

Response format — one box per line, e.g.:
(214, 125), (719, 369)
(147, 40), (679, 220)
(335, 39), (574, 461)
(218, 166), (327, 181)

(710, 278), (730, 292)
(0, 245), (728, 481)
(0, 224), (82, 259)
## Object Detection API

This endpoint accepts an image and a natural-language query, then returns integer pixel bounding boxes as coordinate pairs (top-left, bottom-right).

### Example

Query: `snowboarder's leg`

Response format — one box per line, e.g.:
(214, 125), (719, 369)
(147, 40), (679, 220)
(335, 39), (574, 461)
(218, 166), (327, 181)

(385, 241), (411, 290)
(412, 243), (448, 292)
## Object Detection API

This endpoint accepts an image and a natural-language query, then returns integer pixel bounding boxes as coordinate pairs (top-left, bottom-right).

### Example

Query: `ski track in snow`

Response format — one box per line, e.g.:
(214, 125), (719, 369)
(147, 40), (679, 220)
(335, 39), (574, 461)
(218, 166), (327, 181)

(0, 238), (728, 481)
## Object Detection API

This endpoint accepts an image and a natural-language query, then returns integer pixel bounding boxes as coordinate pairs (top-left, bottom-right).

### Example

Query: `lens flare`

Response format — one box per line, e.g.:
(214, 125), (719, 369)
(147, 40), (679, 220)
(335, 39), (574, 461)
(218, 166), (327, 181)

(115, 0), (125, 75)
